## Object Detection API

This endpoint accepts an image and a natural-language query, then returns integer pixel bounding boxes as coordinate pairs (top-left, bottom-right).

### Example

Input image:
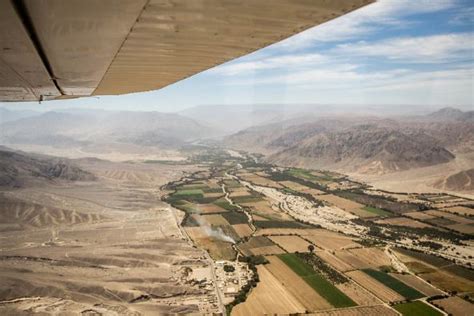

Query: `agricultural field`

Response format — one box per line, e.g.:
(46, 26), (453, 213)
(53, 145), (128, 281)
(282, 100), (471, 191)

(361, 269), (424, 300)
(375, 217), (432, 228)
(316, 194), (372, 217)
(159, 150), (473, 315)
(362, 206), (392, 217)
(394, 248), (474, 293)
(393, 301), (442, 316)
(405, 211), (437, 221)
(303, 229), (361, 250)
(231, 265), (306, 315)
(202, 214), (229, 226)
(253, 220), (311, 229)
(310, 305), (399, 316)
(287, 168), (340, 185)
(265, 256), (333, 311)
(238, 236), (285, 256)
(346, 270), (405, 303)
(425, 210), (474, 234)
(421, 270), (474, 293)
(257, 229), (359, 251)
(278, 253), (356, 308)
(442, 206), (474, 216)
(431, 296), (474, 316)
(239, 198), (293, 222)
(196, 203), (228, 214)
(184, 227), (236, 260)
(335, 282), (381, 306)
(238, 173), (283, 188)
(317, 250), (354, 272)
(231, 223), (253, 237)
(336, 190), (421, 214)
(268, 235), (313, 253)
(330, 247), (392, 271)
(389, 273), (444, 296)
(421, 194), (474, 209)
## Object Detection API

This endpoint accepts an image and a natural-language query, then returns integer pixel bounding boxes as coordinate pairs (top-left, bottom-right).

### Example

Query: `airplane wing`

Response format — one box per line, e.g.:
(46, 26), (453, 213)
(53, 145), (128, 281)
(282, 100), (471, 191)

(0, 0), (373, 102)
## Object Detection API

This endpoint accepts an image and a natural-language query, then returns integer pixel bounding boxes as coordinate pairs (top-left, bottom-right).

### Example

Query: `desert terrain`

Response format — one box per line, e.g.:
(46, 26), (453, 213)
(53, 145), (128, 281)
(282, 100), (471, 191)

(0, 105), (473, 315)
(0, 150), (224, 314)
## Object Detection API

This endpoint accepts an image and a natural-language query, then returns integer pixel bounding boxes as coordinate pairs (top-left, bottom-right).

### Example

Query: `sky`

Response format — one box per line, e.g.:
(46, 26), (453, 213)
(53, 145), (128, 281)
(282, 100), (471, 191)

(1, 0), (473, 113)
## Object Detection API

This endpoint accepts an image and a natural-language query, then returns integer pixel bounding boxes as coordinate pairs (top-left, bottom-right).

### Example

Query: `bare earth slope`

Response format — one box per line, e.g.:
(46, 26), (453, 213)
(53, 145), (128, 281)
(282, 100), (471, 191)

(0, 149), (95, 187)
(0, 150), (220, 314)
(225, 108), (474, 194)
(268, 125), (454, 174)
(433, 168), (474, 192)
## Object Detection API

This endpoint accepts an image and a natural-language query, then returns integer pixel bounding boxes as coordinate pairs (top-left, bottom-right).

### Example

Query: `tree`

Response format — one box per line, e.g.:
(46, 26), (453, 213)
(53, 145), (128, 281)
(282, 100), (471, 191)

(308, 244), (315, 253)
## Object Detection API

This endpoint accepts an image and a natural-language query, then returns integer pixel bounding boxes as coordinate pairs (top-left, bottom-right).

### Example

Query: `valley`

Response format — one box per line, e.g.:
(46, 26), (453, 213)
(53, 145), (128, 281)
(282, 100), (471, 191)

(0, 106), (473, 315)
(161, 148), (474, 315)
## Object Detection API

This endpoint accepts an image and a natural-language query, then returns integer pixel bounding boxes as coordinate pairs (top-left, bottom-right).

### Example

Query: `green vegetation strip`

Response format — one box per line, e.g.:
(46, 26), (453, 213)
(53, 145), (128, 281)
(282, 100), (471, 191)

(288, 168), (330, 182)
(174, 189), (204, 196)
(278, 253), (356, 308)
(231, 195), (264, 203)
(362, 206), (392, 216)
(254, 220), (310, 229)
(213, 198), (239, 211)
(362, 269), (424, 300)
(393, 301), (442, 316)
(221, 211), (248, 224)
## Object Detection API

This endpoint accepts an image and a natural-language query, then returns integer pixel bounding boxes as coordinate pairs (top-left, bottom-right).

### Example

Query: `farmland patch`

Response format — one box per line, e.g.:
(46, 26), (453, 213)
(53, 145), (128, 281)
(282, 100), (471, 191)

(393, 301), (442, 316)
(362, 269), (424, 300)
(278, 253), (356, 308)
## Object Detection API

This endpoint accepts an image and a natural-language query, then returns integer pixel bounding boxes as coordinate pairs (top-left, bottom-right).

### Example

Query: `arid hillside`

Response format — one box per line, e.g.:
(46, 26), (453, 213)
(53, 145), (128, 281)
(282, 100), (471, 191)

(0, 148), (95, 187)
(433, 168), (474, 192)
(225, 108), (474, 193)
(0, 148), (220, 314)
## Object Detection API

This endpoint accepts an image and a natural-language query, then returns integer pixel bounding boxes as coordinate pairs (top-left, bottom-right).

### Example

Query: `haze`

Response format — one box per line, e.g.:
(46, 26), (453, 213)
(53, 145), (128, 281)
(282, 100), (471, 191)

(0, 0), (473, 315)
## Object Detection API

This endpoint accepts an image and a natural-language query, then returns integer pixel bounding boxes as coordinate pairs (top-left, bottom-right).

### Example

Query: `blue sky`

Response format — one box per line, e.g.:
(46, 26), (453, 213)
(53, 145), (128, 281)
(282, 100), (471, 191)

(1, 0), (473, 112)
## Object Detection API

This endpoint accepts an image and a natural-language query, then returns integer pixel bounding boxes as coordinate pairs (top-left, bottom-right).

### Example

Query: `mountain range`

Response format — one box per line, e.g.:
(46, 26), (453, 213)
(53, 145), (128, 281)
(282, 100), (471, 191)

(1, 106), (472, 181)
(0, 110), (214, 149)
(0, 147), (95, 188)
(225, 107), (474, 175)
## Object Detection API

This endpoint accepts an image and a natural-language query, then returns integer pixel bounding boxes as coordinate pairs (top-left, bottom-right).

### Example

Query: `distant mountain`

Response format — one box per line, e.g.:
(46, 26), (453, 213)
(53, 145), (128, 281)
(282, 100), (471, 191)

(0, 112), (93, 146)
(0, 108), (39, 124)
(426, 107), (474, 122)
(0, 148), (95, 187)
(180, 104), (297, 134)
(179, 103), (447, 134)
(0, 110), (215, 149)
(267, 124), (454, 174)
(225, 113), (467, 174)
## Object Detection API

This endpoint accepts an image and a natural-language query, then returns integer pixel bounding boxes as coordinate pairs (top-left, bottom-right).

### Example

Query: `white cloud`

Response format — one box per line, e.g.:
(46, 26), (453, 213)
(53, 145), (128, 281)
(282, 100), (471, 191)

(204, 1), (472, 107)
(212, 30), (472, 79)
(211, 53), (328, 76)
(275, 0), (457, 49)
(450, 6), (474, 25)
(336, 33), (474, 63)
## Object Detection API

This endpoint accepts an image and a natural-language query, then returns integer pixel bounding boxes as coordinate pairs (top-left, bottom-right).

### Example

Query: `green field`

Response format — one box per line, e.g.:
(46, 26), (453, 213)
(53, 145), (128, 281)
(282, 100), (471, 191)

(254, 220), (310, 229)
(287, 168), (335, 183)
(231, 195), (264, 204)
(221, 211), (248, 224)
(362, 206), (392, 216)
(362, 269), (424, 300)
(213, 198), (240, 211)
(181, 184), (209, 190)
(224, 179), (241, 188)
(393, 301), (442, 316)
(278, 253), (356, 308)
(174, 189), (204, 196)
